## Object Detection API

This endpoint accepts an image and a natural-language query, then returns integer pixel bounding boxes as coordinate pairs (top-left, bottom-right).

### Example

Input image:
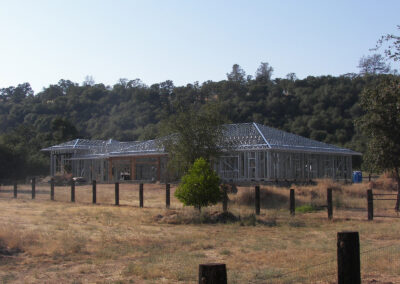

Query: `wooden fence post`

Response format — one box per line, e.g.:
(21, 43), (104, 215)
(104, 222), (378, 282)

(139, 183), (144, 208)
(13, 182), (17, 198)
(337, 231), (361, 284)
(198, 263), (227, 284)
(367, 189), (373, 221)
(115, 182), (119, 206)
(50, 178), (54, 201)
(222, 185), (228, 213)
(92, 180), (97, 204)
(166, 183), (170, 209)
(255, 185), (260, 215)
(31, 177), (36, 199)
(290, 188), (295, 216)
(327, 188), (333, 220)
(71, 180), (75, 202)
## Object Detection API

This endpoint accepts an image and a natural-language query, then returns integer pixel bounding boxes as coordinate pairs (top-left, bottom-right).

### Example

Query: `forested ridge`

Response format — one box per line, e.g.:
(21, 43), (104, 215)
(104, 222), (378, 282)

(0, 68), (393, 178)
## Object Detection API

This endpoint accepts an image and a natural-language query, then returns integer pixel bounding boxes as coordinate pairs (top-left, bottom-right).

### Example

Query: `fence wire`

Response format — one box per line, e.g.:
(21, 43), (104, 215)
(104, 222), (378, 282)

(262, 243), (400, 284)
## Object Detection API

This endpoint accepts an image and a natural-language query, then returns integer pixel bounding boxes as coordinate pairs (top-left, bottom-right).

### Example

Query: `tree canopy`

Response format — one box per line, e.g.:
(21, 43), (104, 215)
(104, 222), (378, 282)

(174, 157), (221, 211)
(0, 65), (393, 179)
(357, 75), (400, 210)
(358, 54), (392, 75)
(374, 25), (400, 62)
(162, 103), (227, 176)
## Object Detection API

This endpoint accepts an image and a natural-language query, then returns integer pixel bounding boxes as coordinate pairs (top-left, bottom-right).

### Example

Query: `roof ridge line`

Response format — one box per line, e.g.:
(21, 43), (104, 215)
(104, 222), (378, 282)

(253, 122), (271, 148)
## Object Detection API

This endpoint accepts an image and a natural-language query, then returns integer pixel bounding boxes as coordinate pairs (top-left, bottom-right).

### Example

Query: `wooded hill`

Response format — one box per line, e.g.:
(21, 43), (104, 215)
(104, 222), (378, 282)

(0, 72), (386, 178)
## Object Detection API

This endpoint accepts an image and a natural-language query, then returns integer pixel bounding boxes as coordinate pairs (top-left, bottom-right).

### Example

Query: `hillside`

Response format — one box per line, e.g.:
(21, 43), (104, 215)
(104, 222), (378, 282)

(0, 74), (384, 178)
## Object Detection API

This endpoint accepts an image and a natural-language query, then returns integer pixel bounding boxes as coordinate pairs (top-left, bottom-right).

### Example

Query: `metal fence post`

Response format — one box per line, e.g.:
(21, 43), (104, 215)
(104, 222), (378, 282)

(337, 231), (361, 284)
(367, 189), (373, 221)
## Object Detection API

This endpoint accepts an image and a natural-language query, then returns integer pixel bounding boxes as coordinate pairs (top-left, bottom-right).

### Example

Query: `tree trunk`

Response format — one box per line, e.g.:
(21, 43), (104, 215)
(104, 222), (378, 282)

(395, 168), (400, 212)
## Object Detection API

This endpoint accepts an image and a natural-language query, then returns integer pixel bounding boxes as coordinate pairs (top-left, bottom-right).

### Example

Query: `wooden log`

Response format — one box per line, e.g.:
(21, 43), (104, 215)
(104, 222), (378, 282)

(222, 185), (228, 213)
(255, 185), (260, 215)
(367, 189), (373, 221)
(13, 182), (17, 198)
(92, 180), (97, 204)
(31, 177), (36, 199)
(166, 183), (170, 209)
(198, 263), (227, 284)
(290, 188), (295, 216)
(115, 182), (119, 206)
(337, 231), (361, 284)
(327, 188), (333, 220)
(71, 180), (75, 202)
(139, 183), (143, 208)
(50, 178), (55, 201)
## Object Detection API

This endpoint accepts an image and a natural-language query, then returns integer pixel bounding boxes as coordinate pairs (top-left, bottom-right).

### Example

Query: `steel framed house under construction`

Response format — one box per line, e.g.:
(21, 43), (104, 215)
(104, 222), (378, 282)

(42, 122), (361, 183)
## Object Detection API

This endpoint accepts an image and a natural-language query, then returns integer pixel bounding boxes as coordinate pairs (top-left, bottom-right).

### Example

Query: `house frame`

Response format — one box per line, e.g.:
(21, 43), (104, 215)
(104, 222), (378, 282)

(42, 122), (360, 183)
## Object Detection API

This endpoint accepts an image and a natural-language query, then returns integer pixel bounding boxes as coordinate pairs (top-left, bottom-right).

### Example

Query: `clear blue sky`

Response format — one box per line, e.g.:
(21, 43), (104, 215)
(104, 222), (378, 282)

(0, 0), (399, 93)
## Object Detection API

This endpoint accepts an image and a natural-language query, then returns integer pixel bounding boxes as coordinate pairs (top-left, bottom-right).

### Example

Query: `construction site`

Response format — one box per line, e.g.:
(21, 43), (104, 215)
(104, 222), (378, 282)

(42, 122), (360, 183)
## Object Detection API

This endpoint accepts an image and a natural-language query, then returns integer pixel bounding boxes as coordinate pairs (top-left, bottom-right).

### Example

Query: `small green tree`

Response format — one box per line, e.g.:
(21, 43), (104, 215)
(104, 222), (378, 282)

(174, 158), (221, 211)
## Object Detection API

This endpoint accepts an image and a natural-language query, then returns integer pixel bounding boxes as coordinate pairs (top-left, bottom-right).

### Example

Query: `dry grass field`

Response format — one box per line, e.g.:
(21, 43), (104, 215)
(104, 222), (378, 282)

(0, 177), (399, 283)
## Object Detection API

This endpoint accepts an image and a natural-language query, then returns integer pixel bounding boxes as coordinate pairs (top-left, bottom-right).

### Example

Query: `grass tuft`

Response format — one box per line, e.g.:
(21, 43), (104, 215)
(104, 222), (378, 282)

(296, 204), (320, 213)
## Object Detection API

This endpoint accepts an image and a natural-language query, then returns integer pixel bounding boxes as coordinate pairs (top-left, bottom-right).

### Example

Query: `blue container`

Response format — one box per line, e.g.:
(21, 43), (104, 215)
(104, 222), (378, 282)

(352, 171), (362, 183)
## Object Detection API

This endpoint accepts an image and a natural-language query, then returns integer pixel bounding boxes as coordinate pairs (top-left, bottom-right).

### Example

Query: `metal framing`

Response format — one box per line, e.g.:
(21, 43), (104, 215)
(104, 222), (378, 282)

(214, 150), (353, 182)
(42, 123), (360, 183)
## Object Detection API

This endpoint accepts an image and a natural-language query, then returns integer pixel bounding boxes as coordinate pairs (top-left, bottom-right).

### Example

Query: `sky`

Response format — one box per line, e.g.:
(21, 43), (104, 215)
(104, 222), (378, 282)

(0, 0), (399, 93)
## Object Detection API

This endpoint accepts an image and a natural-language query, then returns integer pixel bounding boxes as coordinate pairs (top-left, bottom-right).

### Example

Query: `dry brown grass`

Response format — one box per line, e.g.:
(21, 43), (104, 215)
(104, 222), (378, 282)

(0, 178), (399, 283)
(369, 173), (398, 191)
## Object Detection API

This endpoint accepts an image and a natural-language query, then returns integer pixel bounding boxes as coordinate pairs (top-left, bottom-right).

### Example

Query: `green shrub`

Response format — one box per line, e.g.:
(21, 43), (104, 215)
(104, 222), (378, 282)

(174, 158), (221, 211)
(295, 204), (320, 213)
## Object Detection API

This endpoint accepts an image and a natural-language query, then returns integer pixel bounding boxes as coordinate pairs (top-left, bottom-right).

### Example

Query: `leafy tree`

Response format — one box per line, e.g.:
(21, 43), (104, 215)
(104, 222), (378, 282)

(255, 62), (274, 82)
(51, 117), (79, 143)
(0, 83), (34, 103)
(374, 25), (400, 62)
(226, 64), (246, 83)
(0, 69), (374, 178)
(174, 157), (221, 211)
(357, 75), (400, 210)
(162, 103), (228, 175)
(0, 143), (24, 180)
(358, 54), (391, 75)
(82, 75), (95, 86)
(286, 73), (297, 81)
